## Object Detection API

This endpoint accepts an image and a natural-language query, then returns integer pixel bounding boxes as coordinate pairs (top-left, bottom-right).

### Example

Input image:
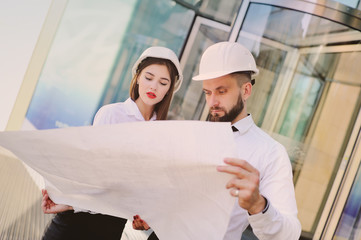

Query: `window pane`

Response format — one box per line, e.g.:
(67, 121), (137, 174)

(169, 22), (230, 120)
(181, 0), (243, 24)
(97, 0), (194, 108)
(25, 0), (194, 130)
(25, 0), (137, 129)
(237, 3), (361, 235)
(334, 163), (361, 239)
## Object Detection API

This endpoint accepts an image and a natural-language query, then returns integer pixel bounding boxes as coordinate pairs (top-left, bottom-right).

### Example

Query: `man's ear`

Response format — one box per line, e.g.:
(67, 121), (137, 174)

(242, 82), (252, 101)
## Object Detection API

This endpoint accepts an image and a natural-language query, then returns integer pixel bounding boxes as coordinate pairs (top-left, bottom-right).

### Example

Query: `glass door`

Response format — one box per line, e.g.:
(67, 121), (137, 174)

(168, 17), (231, 120)
(331, 119), (361, 239)
(228, 0), (361, 238)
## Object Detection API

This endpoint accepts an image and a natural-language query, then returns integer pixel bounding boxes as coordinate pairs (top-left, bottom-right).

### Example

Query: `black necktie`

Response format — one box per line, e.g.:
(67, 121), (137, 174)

(232, 126), (238, 132)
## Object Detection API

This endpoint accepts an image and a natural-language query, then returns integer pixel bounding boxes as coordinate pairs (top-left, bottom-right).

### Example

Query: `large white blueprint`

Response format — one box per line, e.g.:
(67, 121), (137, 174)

(0, 121), (237, 239)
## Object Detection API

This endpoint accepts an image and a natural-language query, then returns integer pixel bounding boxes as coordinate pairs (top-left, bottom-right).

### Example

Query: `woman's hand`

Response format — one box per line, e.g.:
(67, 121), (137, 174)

(132, 215), (150, 230)
(41, 189), (73, 214)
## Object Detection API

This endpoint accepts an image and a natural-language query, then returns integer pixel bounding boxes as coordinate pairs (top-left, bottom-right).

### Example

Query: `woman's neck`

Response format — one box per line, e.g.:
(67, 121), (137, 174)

(135, 98), (155, 121)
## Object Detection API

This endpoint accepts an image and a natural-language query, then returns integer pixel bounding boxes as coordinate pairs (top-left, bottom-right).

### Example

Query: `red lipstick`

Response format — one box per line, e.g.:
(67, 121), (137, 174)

(146, 92), (156, 99)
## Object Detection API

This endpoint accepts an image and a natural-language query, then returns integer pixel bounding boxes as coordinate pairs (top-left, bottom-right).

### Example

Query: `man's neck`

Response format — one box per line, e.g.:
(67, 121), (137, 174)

(231, 110), (248, 124)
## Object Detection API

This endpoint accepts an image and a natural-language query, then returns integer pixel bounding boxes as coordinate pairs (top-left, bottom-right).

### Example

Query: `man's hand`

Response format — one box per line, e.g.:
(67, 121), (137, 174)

(41, 189), (73, 214)
(217, 158), (266, 215)
(132, 215), (150, 231)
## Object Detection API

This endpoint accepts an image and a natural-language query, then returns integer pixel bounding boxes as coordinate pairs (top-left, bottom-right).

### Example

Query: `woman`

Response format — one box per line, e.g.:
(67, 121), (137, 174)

(41, 46), (183, 240)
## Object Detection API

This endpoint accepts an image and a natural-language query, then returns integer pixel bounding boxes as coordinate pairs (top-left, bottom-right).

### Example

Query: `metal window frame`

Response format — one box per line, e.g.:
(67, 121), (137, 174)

(227, 1), (361, 239)
(6, 0), (68, 130)
(179, 16), (231, 121)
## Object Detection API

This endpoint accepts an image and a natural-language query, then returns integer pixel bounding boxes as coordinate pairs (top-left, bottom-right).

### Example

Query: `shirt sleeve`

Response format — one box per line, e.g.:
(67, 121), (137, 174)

(93, 104), (115, 126)
(249, 143), (301, 240)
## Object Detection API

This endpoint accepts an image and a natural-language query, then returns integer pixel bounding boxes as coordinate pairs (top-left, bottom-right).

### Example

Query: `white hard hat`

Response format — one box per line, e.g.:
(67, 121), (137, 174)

(192, 41), (259, 81)
(132, 46), (183, 92)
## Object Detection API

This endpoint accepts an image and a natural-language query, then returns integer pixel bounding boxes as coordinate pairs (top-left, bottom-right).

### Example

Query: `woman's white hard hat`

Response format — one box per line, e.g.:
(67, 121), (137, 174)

(192, 41), (259, 81)
(132, 46), (183, 92)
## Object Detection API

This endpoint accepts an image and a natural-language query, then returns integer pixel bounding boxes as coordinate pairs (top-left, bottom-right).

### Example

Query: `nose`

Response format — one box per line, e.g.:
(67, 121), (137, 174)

(207, 94), (219, 107)
(150, 81), (157, 91)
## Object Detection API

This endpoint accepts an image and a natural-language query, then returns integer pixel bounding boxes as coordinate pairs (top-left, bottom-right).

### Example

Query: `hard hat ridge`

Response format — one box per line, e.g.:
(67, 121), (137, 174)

(192, 41), (259, 81)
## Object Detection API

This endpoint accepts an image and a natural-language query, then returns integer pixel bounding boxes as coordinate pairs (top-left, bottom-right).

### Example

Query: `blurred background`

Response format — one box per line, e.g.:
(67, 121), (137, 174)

(1, 0), (361, 239)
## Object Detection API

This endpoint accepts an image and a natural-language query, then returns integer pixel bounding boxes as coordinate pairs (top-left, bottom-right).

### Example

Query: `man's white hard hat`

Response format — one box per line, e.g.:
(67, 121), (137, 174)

(132, 46), (183, 92)
(192, 41), (259, 81)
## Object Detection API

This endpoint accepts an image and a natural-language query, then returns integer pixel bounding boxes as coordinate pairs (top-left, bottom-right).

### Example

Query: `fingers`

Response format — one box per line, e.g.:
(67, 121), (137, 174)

(222, 158), (258, 173)
(132, 215), (150, 230)
(133, 215), (144, 230)
(225, 176), (259, 190)
(217, 165), (250, 179)
(42, 189), (48, 196)
(142, 220), (150, 230)
(217, 158), (259, 179)
(230, 188), (240, 197)
(41, 190), (56, 214)
(226, 177), (246, 190)
(217, 158), (263, 212)
(41, 191), (49, 213)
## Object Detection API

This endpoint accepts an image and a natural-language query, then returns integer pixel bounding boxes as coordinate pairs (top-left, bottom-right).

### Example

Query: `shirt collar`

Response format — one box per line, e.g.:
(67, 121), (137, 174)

(232, 114), (254, 135)
(124, 98), (157, 121)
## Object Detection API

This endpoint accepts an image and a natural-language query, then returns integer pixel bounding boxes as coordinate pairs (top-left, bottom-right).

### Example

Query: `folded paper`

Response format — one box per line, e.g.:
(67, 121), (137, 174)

(0, 121), (237, 239)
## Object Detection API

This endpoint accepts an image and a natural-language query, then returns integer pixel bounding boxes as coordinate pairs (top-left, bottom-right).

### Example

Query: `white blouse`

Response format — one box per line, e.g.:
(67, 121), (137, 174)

(93, 98), (156, 126)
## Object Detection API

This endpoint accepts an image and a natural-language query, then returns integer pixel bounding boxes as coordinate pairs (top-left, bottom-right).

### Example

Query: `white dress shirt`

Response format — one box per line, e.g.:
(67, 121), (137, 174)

(223, 115), (301, 240)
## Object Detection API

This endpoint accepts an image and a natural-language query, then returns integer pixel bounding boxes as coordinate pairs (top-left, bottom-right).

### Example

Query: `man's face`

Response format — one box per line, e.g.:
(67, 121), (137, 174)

(202, 75), (245, 123)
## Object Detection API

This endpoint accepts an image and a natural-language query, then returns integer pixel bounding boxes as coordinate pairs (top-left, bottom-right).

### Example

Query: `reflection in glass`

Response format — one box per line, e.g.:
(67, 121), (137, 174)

(236, 2), (361, 235)
(179, 0), (242, 24)
(25, 0), (136, 129)
(333, 0), (361, 9)
(334, 163), (361, 239)
(275, 54), (324, 143)
(239, 42), (287, 126)
(25, 0), (194, 130)
(169, 23), (229, 120)
(97, 0), (194, 110)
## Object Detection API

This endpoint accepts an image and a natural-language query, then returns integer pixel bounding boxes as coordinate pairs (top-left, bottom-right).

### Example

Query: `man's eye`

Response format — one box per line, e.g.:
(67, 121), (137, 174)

(219, 90), (226, 94)
(203, 91), (211, 95)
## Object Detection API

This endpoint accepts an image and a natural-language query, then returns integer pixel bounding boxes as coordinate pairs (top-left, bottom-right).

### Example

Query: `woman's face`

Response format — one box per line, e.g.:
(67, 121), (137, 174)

(137, 64), (171, 106)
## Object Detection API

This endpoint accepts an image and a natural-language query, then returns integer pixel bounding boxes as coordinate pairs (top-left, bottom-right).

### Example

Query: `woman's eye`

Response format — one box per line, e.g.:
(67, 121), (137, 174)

(160, 82), (168, 86)
(145, 77), (151, 81)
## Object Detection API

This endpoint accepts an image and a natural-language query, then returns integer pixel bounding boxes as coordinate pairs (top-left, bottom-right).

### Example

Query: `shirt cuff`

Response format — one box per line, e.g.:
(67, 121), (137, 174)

(72, 206), (97, 214)
(262, 196), (270, 214)
(248, 200), (278, 227)
(248, 196), (270, 216)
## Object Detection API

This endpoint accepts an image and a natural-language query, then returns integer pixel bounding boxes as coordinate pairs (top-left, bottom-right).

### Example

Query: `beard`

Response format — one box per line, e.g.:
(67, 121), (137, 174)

(208, 93), (244, 122)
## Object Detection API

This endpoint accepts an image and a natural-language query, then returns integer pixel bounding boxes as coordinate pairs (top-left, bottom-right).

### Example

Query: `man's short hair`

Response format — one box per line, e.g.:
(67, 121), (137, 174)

(231, 71), (253, 86)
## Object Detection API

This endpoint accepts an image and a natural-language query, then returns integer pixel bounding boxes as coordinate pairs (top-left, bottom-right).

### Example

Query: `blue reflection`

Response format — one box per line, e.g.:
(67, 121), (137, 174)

(335, 163), (361, 239)
(25, 0), (194, 130)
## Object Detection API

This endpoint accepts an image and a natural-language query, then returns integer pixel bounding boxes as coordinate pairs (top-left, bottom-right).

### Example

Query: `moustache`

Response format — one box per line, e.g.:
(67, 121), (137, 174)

(210, 106), (225, 111)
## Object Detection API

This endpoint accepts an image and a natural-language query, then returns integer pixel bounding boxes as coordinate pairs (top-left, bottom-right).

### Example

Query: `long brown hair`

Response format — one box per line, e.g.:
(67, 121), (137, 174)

(129, 57), (178, 120)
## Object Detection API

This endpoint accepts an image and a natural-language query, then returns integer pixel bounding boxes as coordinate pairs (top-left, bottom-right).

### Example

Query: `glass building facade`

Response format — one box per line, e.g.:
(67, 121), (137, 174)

(10, 0), (361, 239)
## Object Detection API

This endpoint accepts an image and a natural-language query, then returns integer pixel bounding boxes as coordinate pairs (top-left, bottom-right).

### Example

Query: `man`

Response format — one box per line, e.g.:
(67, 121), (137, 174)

(192, 41), (301, 239)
